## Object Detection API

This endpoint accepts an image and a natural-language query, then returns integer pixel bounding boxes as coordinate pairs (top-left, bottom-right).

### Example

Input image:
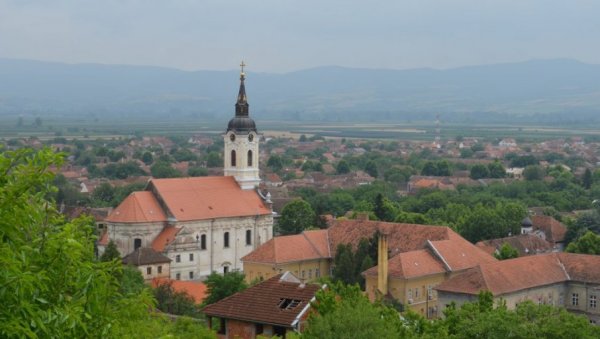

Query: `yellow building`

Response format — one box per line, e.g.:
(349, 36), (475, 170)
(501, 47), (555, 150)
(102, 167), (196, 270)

(242, 229), (331, 283)
(363, 228), (496, 318)
(435, 252), (600, 325)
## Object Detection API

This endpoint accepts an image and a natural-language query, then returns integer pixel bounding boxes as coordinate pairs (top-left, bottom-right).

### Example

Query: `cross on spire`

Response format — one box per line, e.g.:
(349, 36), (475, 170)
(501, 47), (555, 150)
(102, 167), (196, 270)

(240, 60), (246, 74)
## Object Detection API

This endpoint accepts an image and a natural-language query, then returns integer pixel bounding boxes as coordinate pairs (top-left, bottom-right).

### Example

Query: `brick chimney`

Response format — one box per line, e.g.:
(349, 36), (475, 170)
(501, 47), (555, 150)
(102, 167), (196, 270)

(377, 233), (389, 296)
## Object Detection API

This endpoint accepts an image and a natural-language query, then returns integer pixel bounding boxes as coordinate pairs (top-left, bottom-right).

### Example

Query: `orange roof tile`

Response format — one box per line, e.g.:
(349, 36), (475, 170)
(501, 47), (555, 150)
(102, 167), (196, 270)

(152, 278), (207, 304)
(105, 191), (167, 223)
(436, 253), (570, 296)
(531, 215), (567, 243)
(364, 249), (446, 279)
(149, 177), (270, 221)
(242, 230), (329, 264)
(152, 227), (182, 252)
(428, 230), (497, 271)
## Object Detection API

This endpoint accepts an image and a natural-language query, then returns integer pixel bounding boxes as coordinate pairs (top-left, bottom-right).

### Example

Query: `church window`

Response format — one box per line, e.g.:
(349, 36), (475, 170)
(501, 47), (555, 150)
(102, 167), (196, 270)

(224, 232), (230, 248)
(591, 295), (597, 308)
(200, 234), (207, 250)
(176, 255), (181, 263)
(134, 238), (142, 250)
(247, 150), (253, 167)
(176, 273), (181, 280)
(189, 271), (194, 280)
(158, 266), (162, 274)
(246, 230), (252, 245)
(189, 253), (194, 261)
(572, 293), (579, 306)
(231, 150), (236, 167)
(147, 267), (152, 275)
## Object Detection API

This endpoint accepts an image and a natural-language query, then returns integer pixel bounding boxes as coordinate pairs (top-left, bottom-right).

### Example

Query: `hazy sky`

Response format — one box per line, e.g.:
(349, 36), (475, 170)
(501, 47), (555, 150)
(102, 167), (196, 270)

(1, 0), (598, 72)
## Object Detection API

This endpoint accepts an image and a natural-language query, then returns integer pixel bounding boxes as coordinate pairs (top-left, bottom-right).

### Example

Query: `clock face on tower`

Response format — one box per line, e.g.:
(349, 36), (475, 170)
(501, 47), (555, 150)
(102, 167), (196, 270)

(248, 134), (254, 142)
(230, 134), (236, 141)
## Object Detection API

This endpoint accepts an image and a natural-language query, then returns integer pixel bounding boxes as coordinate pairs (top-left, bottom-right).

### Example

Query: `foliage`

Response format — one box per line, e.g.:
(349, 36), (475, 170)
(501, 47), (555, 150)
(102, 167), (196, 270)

(100, 240), (121, 262)
(469, 164), (490, 179)
(153, 281), (201, 318)
(205, 151), (222, 168)
(421, 160), (452, 176)
(279, 199), (316, 235)
(523, 165), (545, 181)
(332, 237), (377, 288)
(336, 159), (351, 174)
(188, 166), (209, 177)
(566, 231), (600, 254)
(202, 271), (248, 306)
(151, 161), (182, 178)
(494, 242), (519, 260)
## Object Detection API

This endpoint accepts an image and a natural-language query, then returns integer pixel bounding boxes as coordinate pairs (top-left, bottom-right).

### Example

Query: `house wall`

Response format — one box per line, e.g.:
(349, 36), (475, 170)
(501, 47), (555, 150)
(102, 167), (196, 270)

(243, 259), (330, 284)
(167, 214), (273, 280)
(565, 282), (600, 324)
(107, 221), (165, 256)
(136, 262), (170, 282)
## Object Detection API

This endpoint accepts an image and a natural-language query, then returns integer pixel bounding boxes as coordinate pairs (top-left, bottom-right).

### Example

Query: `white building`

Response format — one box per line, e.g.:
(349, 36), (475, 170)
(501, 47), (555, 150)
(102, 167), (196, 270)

(99, 65), (273, 280)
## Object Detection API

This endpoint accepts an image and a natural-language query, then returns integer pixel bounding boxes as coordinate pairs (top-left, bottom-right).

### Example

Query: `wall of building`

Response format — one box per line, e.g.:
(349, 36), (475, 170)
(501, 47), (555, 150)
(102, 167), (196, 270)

(108, 221), (165, 256)
(167, 214), (273, 280)
(243, 259), (330, 283)
(137, 262), (170, 282)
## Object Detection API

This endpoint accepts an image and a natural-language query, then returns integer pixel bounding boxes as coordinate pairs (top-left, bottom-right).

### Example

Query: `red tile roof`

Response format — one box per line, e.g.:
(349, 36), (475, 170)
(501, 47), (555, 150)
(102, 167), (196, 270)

(531, 215), (567, 243)
(152, 227), (182, 252)
(203, 273), (322, 327)
(149, 177), (270, 221)
(476, 234), (553, 256)
(105, 191), (167, 223)
(152, 278), (207, 304)
(429, 231), (497, 271)
(242, 230), (329, 264)
(363, 249), (446, 279)
(435, 253), (600, 296)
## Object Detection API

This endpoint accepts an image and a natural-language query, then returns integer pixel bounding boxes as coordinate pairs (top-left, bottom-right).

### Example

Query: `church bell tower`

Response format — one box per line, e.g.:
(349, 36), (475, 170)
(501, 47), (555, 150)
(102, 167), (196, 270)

(224, 61), (260, 190)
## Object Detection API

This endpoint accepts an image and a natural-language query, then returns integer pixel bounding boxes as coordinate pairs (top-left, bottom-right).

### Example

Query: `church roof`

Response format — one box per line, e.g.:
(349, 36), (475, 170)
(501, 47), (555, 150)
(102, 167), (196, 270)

(152, 226), (182, 252)
(149, 176), (271, 221)
(105, 191), (167, 223)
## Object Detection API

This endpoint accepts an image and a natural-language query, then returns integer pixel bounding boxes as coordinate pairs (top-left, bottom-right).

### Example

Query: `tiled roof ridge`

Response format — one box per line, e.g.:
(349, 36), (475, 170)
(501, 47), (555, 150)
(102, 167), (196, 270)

(427, 239), (452, 271)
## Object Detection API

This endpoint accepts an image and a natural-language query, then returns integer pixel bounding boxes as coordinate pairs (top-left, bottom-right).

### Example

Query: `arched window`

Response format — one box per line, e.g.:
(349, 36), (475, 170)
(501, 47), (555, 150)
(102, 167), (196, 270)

(247, 150), (253, 167)
(224, 232), (230, 248)
(134, 238), (142, 250)
(200, 234), (206, 250)
(231, 150), (236, 167)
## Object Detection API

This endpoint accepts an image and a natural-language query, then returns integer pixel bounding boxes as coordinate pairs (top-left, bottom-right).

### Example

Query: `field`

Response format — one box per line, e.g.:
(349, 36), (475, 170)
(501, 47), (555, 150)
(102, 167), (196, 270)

(1, 114), (600, 142)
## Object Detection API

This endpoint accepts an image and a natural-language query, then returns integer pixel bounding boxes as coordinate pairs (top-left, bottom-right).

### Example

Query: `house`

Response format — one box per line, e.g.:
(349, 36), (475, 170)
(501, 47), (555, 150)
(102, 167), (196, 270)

(435, 252), (600, 324)
(499, 138), (517, 148)
(521, 215), (567, 251)
(203, 272), (324, 339)
(99, 66), (274, 280)
(362, 225), (496, 318)
(475, 233), (554, 257)
(122, 247), (171, 282)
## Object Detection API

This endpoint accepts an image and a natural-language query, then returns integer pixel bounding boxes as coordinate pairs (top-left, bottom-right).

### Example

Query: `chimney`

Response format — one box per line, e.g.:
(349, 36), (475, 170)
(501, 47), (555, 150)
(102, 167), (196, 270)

(377, 233), (389, 296)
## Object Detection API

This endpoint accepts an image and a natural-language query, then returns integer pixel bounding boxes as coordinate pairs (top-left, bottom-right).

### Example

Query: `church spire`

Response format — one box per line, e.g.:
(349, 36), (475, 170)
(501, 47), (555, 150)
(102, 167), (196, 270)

(235, 61), (249, 116)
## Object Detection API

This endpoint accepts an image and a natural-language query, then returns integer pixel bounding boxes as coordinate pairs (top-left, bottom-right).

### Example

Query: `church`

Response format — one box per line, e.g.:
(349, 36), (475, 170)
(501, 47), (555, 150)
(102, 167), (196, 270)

(99, 64), (274, 280)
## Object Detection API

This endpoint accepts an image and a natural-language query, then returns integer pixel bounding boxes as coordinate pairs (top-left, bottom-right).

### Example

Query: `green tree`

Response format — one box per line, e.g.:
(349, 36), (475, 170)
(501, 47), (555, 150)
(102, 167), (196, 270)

(494, 242), (519, 260)
(151, 161), (182, 178)
(267, 155), (284, 172)
(188, 166), (209, 177)
(100, 240), (121, 262)
(202, 271), (247, 306)
(141, 151), (154, 165)
(153, 281), (201, 317)
(206, 151), (222, 168)
(92, 182), (116, 206)
(566, 231), (600, 255)
(279, 199), (316, 235)
(364, 160), (379, 178)
(470, 164), (490, 179)
(582, 168), (593, 189)
(523, 165), (545, 181)
(488, 161), (506, 178)
(336, 160), (351, 174)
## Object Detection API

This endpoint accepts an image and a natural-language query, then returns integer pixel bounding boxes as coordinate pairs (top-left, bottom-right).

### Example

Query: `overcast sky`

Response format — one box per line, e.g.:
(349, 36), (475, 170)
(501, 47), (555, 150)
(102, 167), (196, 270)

(1, 0), (598, 72)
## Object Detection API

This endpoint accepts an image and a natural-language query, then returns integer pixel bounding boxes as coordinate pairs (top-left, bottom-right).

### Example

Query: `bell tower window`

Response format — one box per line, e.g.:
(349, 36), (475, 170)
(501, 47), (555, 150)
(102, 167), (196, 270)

(247, 150), (253, 167)
(231, 150), (236, 167)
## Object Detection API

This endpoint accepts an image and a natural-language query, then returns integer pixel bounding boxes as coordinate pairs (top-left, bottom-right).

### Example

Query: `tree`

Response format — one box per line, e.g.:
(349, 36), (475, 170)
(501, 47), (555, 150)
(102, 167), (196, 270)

(488, 161), (506, 178)
(336, 160), (351, 174)
(523, 165), (545, 181)
(202, 271), (247, 306)
(0, 148), (168, 337)
(267, 155), (284, 172)
(373, 193), (396, 221)
(151, 161), (182, 178)
(153, 281), (201, 317)
(92, 182), (116, 206)
(188, 166), (209, 177)
(101, 240), (121, 261)
(470, 164), (490, 179)
(566, 231), (600, 255)
(141, 151), (154, 165)
(279, 199), (316, 235)
(582, 168), (593, 189)
(299, 134), (308, 142)
(494, 242), (519, 260)
(206, 151), (222, 168)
